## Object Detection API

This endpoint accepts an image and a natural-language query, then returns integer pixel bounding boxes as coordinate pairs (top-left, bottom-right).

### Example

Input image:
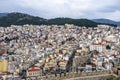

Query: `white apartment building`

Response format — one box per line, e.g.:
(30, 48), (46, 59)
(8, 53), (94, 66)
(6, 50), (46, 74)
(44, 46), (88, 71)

(90, 43), (106, 52)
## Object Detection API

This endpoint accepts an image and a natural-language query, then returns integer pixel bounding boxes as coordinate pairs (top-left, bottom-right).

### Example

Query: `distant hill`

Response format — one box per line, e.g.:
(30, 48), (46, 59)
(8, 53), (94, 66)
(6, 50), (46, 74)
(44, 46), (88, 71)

(0, 13), (8, 17)
(0, 12), (47, 27)
(0, 12), (117, 27)
(48, 18), (98, 27)
(92, 19), (120, 26)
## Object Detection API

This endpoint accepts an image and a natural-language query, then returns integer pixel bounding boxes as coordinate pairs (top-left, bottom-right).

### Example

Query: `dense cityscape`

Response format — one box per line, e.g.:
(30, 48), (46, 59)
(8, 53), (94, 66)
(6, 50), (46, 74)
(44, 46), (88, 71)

(0, 24), (120, 80)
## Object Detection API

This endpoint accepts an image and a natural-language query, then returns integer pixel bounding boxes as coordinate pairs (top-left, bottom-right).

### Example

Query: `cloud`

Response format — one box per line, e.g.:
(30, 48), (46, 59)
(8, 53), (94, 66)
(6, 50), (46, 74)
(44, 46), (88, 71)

(105, 11), (120, 21)
(0, 0), (120, 21)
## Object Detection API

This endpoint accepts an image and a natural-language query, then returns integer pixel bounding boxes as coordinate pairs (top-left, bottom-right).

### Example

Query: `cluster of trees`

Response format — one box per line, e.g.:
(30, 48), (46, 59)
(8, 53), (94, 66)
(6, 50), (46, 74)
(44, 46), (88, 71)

(0, 12), (117, 27)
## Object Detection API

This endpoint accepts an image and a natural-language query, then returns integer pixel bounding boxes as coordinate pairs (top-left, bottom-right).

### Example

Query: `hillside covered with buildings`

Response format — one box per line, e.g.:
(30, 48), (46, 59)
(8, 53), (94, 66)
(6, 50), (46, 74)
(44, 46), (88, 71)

(0, 24), (120, 79)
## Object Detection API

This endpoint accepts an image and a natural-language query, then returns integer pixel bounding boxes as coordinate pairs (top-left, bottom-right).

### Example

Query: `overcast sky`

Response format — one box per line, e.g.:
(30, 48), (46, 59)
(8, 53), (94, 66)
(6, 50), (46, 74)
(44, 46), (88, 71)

(0, 0), (120, 21)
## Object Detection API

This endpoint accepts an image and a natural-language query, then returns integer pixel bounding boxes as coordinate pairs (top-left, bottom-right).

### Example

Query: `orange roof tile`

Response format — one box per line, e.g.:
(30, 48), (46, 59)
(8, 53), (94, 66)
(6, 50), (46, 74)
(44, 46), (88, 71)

(28, 66), (40, 72)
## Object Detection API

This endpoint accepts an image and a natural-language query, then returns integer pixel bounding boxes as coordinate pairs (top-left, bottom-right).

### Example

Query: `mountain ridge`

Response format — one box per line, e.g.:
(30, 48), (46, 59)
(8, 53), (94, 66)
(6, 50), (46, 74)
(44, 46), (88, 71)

(0, 12), (117, 27)
(0, 13), (8, 17)
(92, 18), (120, 26)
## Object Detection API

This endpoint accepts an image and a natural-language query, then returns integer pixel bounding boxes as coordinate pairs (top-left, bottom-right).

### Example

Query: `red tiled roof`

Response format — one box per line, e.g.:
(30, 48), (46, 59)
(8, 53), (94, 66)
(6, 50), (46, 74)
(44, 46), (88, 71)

(1, 72), (11, 75)
(92, 43), (106, 46)
(0, 45), (4, 48)
(28, 66), (40, 72)
(0, 49), (5, 55)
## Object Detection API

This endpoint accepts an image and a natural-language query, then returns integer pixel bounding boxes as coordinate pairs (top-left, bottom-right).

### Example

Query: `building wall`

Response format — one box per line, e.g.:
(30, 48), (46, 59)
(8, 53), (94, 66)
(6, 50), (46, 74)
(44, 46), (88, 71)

(27, 71), (42, 77)
(90, 45), (106, 52)
(26, 70), (112, 80)
(0, 61), (2, 72)
(0, 59), (8, 72)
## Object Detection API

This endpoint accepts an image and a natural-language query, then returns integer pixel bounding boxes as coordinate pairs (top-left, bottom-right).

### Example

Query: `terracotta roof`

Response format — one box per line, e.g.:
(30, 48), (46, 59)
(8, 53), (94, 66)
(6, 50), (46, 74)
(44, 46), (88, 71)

(0, 45), (4, 48)
(1, 72), (11, 75)
(0, 49), (6, 56)
(92, 43), (106, 46)
(28, 66), (40, 72)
